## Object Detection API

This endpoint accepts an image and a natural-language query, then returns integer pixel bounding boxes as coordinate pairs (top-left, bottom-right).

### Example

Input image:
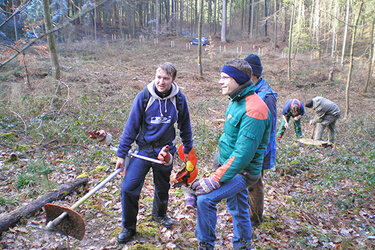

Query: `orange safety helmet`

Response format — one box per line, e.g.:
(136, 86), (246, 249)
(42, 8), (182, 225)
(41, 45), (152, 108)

(171, 145), (198, 187)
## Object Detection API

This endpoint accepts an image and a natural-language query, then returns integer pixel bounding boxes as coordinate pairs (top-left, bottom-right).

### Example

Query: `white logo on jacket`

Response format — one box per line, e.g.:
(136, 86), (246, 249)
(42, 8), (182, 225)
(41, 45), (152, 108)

(151, 116), (172, 124)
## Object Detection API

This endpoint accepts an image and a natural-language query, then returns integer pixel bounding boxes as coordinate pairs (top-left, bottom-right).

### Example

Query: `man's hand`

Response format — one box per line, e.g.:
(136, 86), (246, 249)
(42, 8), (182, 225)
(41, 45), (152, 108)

(116, 157), (126, 174)
(284, 123), (289, 129)
(294, 115), (302, 121)
(184, 153), (190, 163)
(157, 145), (173, 166)
(191, 176), (221, 195)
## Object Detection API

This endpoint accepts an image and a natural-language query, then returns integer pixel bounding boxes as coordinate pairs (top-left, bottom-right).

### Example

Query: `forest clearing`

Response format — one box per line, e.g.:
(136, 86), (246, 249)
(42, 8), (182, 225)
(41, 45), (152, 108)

(0, 36), (374, 249)
(1, 0), (375, 249)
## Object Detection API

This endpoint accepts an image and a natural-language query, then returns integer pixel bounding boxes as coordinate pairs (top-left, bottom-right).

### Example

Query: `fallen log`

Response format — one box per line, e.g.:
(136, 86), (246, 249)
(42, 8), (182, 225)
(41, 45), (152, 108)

(0, 177), (88, 234)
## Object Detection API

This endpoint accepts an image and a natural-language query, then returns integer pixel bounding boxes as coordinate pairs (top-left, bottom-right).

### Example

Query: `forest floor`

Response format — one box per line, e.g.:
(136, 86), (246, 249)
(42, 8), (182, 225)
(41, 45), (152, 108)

(0, 35), (375, 249)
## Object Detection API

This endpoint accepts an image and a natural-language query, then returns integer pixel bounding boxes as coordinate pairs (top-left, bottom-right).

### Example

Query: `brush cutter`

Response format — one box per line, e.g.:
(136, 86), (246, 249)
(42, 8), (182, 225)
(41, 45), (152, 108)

(44, 142), (163, 240)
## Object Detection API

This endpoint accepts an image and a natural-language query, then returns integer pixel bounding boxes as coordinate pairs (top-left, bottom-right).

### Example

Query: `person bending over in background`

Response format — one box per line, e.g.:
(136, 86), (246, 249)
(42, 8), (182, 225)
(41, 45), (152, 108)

(244, 54), (278, 227)
(191, 59), (271, 250)
(276, 99), (305, 140)
(305, 96), (340, 144)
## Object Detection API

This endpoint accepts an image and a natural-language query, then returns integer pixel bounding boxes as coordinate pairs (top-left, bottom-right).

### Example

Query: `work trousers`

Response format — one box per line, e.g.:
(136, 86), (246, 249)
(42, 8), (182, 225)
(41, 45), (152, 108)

(277, 114), (302, 139)
(120, 149), (173, 230)
(314, 114), (340, 143)
(247, 170), (264, 226)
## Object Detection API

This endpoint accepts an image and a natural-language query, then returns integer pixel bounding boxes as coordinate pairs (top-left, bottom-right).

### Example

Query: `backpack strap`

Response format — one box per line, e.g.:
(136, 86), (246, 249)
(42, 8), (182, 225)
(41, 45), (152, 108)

(142, 87), (151, 111)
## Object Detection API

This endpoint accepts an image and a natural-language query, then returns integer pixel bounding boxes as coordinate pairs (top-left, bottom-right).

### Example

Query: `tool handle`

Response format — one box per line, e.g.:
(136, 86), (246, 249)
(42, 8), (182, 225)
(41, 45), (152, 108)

(71, 167), (124, 210)
(110, 145), (164, 164)
(46, 211), (68, 231)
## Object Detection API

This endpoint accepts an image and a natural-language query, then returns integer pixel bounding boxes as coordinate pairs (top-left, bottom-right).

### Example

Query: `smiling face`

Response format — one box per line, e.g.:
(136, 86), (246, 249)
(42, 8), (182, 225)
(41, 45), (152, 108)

(155, 68), (175, 93)
(219, 72), (240, 96)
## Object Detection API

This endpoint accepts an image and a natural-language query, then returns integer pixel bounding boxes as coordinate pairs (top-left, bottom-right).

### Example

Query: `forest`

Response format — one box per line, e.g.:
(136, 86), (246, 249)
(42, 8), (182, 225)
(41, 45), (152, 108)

(0, 0), (374, 249)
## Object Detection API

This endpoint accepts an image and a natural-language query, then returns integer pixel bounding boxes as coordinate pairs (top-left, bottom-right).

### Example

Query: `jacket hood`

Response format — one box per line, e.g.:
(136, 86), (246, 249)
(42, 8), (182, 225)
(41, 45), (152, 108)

(147, 81), (180, 100)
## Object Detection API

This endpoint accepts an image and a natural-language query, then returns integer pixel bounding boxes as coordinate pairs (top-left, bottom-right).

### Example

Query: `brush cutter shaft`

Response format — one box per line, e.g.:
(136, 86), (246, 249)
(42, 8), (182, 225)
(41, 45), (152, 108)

(46, 211), (68, 230)
(71, 167), (124, 210)
(45, 166), (124, 231)
(110, 145), (164, 165)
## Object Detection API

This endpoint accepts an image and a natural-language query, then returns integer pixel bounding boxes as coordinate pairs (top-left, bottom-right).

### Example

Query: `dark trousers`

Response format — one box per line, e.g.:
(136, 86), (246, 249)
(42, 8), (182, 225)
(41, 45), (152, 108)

(120, 149), (173, 230)
(247, 170), (264, 225)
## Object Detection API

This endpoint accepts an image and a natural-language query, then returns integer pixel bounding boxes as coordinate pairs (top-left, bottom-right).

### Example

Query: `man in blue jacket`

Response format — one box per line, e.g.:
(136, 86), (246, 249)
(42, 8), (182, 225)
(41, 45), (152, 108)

(115, 62), (193, 244)
(192, 59), (271, 249)
(244, 54), (277, 227)
(277, 99), (305, 140)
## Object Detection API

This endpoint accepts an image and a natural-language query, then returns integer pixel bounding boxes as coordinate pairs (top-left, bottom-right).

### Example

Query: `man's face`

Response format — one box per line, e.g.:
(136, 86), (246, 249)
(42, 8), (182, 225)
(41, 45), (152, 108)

(155, 68), (174, 93)
(219, 72), (240, 95)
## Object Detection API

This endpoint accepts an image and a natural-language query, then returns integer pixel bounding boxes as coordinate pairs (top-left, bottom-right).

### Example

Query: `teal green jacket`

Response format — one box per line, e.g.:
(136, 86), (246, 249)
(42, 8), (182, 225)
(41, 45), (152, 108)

(213, 84), (272, 184)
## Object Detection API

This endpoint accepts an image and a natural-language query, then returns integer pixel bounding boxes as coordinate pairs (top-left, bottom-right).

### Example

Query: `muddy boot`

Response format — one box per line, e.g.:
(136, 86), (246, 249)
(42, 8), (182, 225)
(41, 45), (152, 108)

(152, 215), (175, 229)
(117, 228), (136, 244)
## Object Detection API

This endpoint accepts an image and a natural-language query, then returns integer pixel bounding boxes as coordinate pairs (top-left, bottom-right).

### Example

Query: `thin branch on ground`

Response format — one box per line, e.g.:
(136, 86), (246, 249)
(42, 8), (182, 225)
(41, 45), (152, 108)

(58, 81), (70, 114)
(10, 110), (27, 133)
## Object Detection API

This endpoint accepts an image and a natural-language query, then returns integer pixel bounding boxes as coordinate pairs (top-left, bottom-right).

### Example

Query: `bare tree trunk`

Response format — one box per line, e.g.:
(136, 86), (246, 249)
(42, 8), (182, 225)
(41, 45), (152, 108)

(198, 0), (203, 76)
(208, 0), (212, 33)
(214, 0), (217, 34)
(221, 0), (227, 42)
(341, 0), (350, 67)
(345, 1), (364, 119)
(264, 0), (268, 37)
(42, 0), (61, 98)
(94, 0), (97, 40)
(363, 18), (374, 93)
(12, 0), (18, 40)
(229, 0), (233, 34)
(288, 0), (295, 81)
(331, 0), (338, 58)
(156, 0), (160, 37)
(273, 0), (278, 49)
(249, 0), (254, 39)
(180, 0), (183, 35)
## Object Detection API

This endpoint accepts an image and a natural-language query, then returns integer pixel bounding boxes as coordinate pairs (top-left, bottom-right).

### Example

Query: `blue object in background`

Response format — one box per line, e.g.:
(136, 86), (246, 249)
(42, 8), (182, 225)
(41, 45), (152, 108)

(189, 37), (210, 46)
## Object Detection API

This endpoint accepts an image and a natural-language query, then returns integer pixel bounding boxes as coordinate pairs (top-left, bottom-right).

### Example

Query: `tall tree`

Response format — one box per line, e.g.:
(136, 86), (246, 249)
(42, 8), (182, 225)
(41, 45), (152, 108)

(288, 0), (295, 80)
(264, 0), (268, 36)
(249, 0), (254, 39)
(341, 0), (350, 67)
(156, 0), (160, 37)
(273, 0), (278, 49)
(345, 1), (364, 119)
(179, 0), (183, 35)
(198, 0), (203, 76)
(331, 0), (338, 58)
(221, 0), (227, 42)
(42, 0), (61, 97)
(363, 17), (374, 93)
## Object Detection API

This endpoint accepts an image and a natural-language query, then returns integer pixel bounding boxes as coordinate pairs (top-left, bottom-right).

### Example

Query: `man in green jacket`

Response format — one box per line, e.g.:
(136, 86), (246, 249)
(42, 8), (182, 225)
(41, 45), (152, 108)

(191, 59), (272, 250)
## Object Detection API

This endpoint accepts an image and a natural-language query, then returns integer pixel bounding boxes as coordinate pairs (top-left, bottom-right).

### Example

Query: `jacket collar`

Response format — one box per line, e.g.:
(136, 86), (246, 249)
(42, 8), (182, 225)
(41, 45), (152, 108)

(229, 81), (254, 101)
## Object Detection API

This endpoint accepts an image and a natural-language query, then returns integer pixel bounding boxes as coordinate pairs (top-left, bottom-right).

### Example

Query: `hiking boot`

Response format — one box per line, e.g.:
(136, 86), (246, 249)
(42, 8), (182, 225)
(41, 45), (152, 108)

(198, 242), (214, 250)
(117, 228), (136, 244)
(152, 215), (175, 229)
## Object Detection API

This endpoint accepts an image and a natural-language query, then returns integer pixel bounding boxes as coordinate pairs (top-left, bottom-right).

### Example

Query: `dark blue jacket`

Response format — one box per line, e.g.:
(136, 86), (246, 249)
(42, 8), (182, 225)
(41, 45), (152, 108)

(117, 82), (193, 158)
(254, 78), (278, 170)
